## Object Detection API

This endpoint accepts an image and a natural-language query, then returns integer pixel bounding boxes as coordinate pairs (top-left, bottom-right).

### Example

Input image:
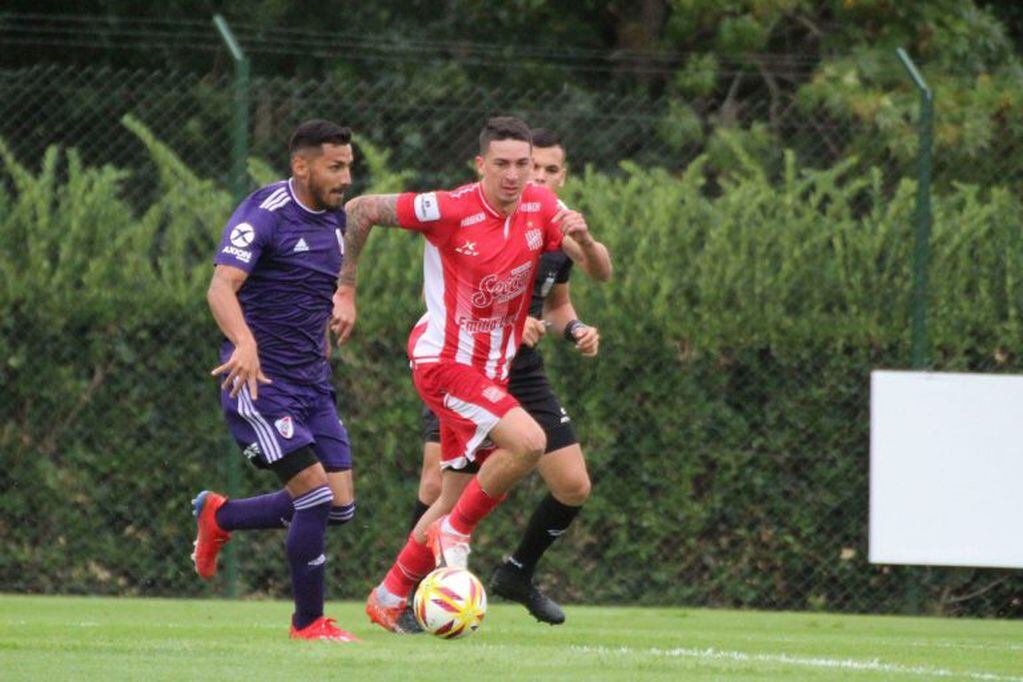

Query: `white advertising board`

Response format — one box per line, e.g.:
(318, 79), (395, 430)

(870, 370), (1023, 569)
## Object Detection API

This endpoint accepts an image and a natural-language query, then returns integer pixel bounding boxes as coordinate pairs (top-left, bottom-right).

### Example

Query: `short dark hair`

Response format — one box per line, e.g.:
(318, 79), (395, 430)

(289, 119), (352, 155)
(530, 127), (562, 149)
(479, 116), (532, 155)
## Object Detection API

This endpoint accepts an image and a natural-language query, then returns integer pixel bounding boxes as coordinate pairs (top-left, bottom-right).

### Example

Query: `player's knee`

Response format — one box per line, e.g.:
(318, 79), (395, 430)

(328, 500), (355, 526)
(514, 424), (546, 464)
(418, 480), (442, 505)
(555, 475), (591, 506)
(419, 468), (443, 504)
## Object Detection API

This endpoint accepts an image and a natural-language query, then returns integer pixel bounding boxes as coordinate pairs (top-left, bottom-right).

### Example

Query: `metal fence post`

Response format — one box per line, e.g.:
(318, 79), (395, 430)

(213, 14), (250, 599)
(896, 47), (933, 370)
(895, 48), (934, 615)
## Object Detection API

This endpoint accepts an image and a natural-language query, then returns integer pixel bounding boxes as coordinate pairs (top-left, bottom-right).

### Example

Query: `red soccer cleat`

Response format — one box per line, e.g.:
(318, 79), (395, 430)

(365, 588), (412, 634)
(290, 617), (361, 643)
(191, 490), (231, 579)
(425, 515), (471, 569)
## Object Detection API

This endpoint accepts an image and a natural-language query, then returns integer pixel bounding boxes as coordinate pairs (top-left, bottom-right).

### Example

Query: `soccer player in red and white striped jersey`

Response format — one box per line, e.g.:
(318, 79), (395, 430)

(332, 117), (611, 632)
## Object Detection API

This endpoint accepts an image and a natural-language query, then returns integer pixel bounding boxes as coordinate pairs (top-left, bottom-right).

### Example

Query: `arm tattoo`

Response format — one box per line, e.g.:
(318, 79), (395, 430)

(338, 194), (401, 288)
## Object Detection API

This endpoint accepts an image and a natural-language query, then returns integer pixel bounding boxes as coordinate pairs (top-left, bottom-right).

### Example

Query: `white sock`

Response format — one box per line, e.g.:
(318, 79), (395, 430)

(375, 584), (404, 607)
(441, 516), (470, 537)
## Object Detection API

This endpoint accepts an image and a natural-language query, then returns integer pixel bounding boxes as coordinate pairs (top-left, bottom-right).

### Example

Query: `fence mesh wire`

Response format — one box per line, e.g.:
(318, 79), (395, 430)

(2, 40), (1021, 618)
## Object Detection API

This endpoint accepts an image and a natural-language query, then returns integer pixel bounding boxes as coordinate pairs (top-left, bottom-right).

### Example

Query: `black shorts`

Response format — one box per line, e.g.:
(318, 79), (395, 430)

(421, 360), (577, 454)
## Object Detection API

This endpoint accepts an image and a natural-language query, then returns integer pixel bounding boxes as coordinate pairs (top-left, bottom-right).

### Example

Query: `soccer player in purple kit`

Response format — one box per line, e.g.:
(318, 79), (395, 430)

(190, 120), (360, 643)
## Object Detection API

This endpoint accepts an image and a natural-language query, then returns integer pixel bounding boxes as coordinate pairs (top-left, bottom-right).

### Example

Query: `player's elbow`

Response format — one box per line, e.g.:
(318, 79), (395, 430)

(344, 195), (377, 222)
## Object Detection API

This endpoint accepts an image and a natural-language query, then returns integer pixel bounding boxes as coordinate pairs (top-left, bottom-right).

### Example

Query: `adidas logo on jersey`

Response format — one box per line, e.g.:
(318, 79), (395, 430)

(293, 238), (310, 253)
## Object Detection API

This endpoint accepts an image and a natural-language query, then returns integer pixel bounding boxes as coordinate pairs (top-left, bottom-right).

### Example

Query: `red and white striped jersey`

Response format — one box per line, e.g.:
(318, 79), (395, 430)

(397, 182), (564, 382)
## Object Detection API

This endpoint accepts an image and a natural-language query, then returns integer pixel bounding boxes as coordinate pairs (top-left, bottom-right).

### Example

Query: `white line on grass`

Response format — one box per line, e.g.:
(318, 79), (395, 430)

(570, 645), (1023, 681)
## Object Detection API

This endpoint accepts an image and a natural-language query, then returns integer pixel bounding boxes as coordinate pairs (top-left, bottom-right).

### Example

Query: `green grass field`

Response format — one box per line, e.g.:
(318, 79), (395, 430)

(2, 595), (1021, 680)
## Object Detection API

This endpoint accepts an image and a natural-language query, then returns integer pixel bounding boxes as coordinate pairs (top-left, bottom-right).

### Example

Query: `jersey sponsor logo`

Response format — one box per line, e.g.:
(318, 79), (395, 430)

(455, 240), (478, 256)
(526, 229), (543, 251)
(413, 192), (441, 222)
(243, 442), (262, 461)
(293, 237), (310, 253)
(457, 314), (516, 334)
(274, 415), (294, 439)
(230, 222), (255, 247)
(482, 386), (507, 403)
(520, 201), (541, 213)
(460, 212), (486, 228)
(221, 245), (252, 263)
(471, 261), (533, 308)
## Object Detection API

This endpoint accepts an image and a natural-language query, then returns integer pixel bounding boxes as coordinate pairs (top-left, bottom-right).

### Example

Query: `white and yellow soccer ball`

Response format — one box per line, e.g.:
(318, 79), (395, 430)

(413, 566), (487, 639)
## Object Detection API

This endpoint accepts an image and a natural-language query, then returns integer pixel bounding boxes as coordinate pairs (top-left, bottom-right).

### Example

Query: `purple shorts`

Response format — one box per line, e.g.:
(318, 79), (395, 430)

(221, 380), (352, 472)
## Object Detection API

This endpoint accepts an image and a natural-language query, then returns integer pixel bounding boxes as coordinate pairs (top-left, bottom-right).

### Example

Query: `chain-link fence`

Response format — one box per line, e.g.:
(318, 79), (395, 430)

(2, 22), (1022, 618)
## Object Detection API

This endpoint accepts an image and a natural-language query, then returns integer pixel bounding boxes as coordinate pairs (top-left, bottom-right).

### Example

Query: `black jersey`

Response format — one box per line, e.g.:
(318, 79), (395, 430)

(513, 249), (573, 370)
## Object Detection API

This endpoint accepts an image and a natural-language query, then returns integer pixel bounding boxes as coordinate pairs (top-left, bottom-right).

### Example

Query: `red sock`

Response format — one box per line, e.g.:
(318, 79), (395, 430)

(448, 477), (506, 535)
(382, 533), (435, 597)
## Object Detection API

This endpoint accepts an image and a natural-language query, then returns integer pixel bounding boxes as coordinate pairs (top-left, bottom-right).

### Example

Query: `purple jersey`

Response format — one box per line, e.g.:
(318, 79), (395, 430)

(214, 179), (345, 386)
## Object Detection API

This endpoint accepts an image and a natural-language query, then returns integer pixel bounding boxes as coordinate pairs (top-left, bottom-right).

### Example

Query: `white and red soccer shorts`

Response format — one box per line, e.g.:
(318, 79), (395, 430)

(412, 360), (521, 470)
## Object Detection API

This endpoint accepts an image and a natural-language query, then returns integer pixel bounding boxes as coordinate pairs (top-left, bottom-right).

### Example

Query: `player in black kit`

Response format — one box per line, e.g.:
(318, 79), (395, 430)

(403, 128), (612, 628)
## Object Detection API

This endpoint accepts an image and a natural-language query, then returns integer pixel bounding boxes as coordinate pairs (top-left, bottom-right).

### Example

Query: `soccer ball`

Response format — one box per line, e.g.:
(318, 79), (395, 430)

(413, 566), (487, 639)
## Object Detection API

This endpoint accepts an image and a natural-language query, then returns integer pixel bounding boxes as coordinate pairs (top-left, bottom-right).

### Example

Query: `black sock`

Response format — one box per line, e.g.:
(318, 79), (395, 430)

(408, 498), (431, 533)
(509, 494), (582, 577)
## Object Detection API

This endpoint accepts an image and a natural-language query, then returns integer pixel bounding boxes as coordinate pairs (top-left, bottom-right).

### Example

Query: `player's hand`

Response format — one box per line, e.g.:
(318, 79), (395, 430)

(211, 340), (272, 399)
(552, 208), (593, 246)
(521, 316), (547, 348)
(331, 285), (357, 344)
(570, 324), (600, 357)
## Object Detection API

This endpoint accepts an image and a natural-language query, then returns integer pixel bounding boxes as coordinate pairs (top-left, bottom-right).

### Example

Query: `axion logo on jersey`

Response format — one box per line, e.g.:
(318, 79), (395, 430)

(274, 416), (294, 439)
(221, 246), (252, 263)
(471, 262), (533, 308)
(230, 222), (255, 247)
(414, 192), (441, 222)
(526, 229), (543, 251)
(455, 240), (479, 256)
(482, 386), (507, 403)
(460, 212), (486, 228)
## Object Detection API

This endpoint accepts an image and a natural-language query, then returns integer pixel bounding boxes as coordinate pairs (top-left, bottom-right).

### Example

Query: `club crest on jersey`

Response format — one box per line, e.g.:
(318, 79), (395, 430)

(526, 229), (543, 251)
(230, 222), (255, 247)
(482, 386), (507, 403)
(455, 240), (479, 256)
(274, 416), (294, 439)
